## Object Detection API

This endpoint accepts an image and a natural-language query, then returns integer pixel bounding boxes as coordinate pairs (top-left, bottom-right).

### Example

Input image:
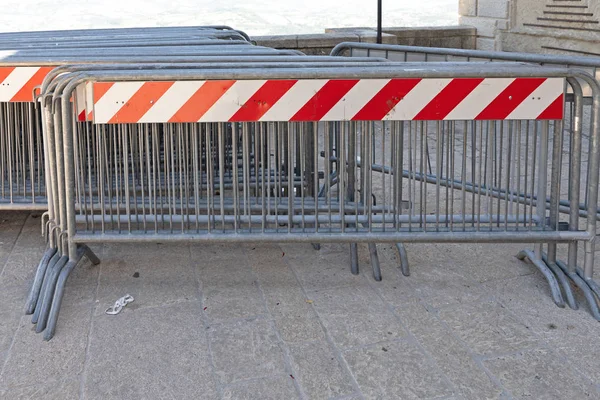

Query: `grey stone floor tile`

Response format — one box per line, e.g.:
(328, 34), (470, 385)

(344, 339), (453, 400)
(484, 347), (598, 399)
(438, 300), (540, 356)
(94, 243), (197, 315)
(222, 376), (300, 400)
(484, 273), (600, 383)
(406, 264), (489, 310)
(281, 243), (364, 292)
(288, 340), (355, 400)
(311, 284), (407, 349)
(394, 297), (502, 400)
(198, 253), (267, 324)
(0, 282), (29, 356)
(208, 316), (287, 385)
(268, 303), (325, 343)
(0, 377), (80, 400)
(84, 301), (217, 400)
(249, 246), (325, 343)
(0, 302), (92, 388)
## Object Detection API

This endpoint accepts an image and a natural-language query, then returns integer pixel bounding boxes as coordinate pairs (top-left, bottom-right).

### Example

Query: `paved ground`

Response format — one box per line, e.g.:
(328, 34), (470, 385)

(1, 211), (600, 399)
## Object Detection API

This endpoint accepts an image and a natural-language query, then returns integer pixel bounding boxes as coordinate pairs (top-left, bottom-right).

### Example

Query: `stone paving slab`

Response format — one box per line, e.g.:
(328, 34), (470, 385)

(1, 212), (600, 399)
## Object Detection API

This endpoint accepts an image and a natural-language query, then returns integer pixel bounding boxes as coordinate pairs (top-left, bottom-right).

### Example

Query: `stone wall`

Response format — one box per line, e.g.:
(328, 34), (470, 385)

(458, 0), (511, 50)
(460, 0), (600, 55)
(252, 26), (477, 55)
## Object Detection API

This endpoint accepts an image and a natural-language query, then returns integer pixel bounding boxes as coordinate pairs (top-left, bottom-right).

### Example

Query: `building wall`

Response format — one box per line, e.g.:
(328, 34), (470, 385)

(460, 0), (600, 55)
(253, 26), (477, 55)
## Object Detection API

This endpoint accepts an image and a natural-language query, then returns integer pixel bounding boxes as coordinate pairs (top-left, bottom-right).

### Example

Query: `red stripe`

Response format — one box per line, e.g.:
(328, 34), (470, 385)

(537, 94), (564, 120)
(108, 82), (173, 124)
(229, 80), (297, 122)
(168, 80), (235, 123)
(0, 67), (15, 84)
(352, 79), (422, 120)
(290, 80), (359, 121)
(10, 67), (53, 102)
(413, 78), (484, 120)
(93, 82), (114, 103)
(475, 78), (546, 120)
(78, 110), (86, 122)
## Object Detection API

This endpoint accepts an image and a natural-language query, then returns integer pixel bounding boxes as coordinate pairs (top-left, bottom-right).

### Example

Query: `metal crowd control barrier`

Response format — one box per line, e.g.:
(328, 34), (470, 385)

(0, 34), (304, 210)
(332, 42), (600, 318)
(30, 61), (599, 339)
(0, 25), (251, 42)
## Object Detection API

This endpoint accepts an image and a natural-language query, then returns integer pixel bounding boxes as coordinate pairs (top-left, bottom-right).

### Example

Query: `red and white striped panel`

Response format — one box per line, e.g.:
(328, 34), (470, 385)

(0, 67), (54, 102)
(89, 78), (565, 124)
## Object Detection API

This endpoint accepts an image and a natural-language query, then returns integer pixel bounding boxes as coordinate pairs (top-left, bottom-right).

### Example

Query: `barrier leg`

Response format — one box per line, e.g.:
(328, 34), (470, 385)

(350, 243), (359, 275)
(25, 247), (56, 314)
(32, 251), (60, 324)
(35, 255), (68, 333)
(516, 249), (565, 308)
(44, 245), (99, 341)
(369, 243), (382, 281)
(395, 243), (410, 276)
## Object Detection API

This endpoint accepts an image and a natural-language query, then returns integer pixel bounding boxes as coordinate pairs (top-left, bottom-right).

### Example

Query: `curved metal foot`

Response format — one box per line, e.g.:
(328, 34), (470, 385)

(350, 243), (359, 275)
(575, 267), (600, 302)
(395, 243), (410, 277)
(541, 255), (578, 310)
(554, 260), (600, 321)
(516, 250), (565, 308)
(35, 255), (68, 333)
(25, 247), (57, 315)
(32, 251), (61, 324)
(44, 245), (95, 341)
(369, 243), (382, 281)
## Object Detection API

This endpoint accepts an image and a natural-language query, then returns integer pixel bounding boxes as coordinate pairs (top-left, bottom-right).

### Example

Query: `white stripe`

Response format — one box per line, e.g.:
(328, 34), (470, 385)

(444, 78), (514, 120)
(507, 78), (564, 120)
(75, 84), (86, 119)
(0, 67), (39, 101)
(259, 80), (328, 121)
(86, 82), (93, 119)
(94, 82), (144, 123)
(199, 80), (266, 122)
(321, 79), (390, 121)
(139, 81), (205, 123)
(384, 78), (452, 120)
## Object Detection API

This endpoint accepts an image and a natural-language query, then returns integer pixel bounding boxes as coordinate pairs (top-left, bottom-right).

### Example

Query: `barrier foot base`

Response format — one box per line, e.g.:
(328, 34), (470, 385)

(32, 251), (61, 324)
(541, 255), (578, 310)
(44, 245), (98, 341)
(25, 247), (57, 315)
(369, 243), (382, 281)
(35, 255), (69, 333)
(311, 243), (321, 251)
(395, 243), (410, 277)
(516, 250), (566, 308)
(551, 260), (600, 321)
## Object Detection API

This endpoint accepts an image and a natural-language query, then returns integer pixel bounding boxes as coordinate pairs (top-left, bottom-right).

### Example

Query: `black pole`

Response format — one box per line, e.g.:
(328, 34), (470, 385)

(377, 0), (382, 44)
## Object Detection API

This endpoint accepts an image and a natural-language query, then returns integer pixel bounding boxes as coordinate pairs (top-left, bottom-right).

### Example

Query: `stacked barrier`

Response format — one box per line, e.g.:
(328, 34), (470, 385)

(0, 27), (313, 210)
(31, 58), (597, 339)
(0, 27), (596, 339)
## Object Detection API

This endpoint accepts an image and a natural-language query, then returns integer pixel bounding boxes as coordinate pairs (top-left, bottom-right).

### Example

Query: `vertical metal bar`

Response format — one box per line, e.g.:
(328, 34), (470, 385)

(536, 121), (550, 258)
(547, 121), (564, 263)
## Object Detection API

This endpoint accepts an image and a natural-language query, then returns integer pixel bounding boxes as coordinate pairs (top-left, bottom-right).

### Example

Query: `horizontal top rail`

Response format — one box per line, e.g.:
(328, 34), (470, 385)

(331, 42), (600, 67)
